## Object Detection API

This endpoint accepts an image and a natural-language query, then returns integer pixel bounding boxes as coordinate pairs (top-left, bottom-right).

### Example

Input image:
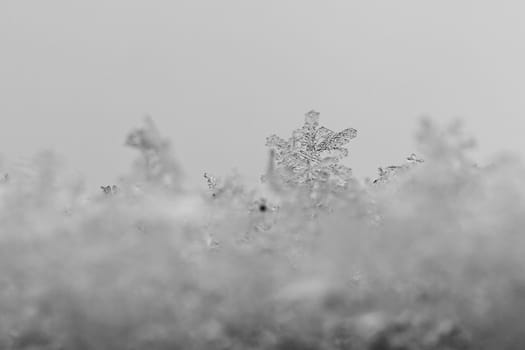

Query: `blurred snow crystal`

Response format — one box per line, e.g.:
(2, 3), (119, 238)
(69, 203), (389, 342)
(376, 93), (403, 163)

(125, 116), (182, 189)
(265, 110), (357, 189)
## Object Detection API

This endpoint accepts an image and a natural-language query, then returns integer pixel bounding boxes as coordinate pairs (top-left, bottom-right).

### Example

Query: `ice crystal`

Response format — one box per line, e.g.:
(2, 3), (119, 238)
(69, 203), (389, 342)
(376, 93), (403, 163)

(100, 185), (119, 195)
(373, 153), (424, 184)
(203, 172), (218, 197)
(203, 171), (248, 200)
(265, 110), (357, 188)
(100, 185), (111, 194)
(406, 153), (424, 164)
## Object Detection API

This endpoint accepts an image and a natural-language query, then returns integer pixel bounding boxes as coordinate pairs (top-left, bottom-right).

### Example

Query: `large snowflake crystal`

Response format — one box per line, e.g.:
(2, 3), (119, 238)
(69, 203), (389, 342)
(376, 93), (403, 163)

(265, 110), (357, 187)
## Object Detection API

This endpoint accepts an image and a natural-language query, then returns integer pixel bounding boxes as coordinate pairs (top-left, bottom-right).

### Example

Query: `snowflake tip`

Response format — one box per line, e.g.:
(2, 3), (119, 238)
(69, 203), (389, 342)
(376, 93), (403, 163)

(305, 110), (320, 126)
(339, 128), (358, 142)
(407, 153), (424, 163)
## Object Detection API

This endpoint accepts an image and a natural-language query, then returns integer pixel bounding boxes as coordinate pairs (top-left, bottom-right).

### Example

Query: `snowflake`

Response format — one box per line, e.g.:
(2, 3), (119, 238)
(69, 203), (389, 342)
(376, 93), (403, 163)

(265, 110), (357, 188)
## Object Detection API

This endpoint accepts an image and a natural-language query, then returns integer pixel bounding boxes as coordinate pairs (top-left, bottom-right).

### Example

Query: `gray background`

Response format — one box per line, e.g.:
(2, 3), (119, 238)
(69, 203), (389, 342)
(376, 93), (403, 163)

(1, 1), (524, 188)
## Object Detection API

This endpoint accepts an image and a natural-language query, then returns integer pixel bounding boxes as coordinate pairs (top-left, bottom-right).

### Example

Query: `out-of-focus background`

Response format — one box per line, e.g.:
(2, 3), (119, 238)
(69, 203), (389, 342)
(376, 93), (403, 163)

(1, 1), (524, 188)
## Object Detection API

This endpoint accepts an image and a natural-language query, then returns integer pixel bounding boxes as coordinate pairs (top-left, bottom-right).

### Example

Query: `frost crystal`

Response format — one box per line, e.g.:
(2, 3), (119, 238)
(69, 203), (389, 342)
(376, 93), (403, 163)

(203, 172), (217, 192)
(406, 153), (424, 164)
(265, 110), (357, 188)
(373, 153), (424, 184)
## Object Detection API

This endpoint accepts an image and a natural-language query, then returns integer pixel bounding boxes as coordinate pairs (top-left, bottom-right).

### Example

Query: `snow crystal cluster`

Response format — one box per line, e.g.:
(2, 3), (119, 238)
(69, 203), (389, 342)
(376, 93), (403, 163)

(0, 112), (523, 349)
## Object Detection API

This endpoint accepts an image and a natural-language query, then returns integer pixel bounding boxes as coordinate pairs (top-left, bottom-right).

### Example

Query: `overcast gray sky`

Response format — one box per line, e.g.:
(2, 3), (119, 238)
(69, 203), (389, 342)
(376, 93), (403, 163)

(1, 1), (525, 189)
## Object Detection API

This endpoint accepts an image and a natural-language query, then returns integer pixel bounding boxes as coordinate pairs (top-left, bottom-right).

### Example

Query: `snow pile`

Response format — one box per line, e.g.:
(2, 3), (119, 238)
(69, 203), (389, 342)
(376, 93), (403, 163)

(0, 115), (523, 349)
